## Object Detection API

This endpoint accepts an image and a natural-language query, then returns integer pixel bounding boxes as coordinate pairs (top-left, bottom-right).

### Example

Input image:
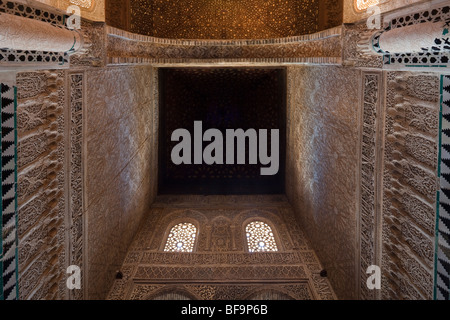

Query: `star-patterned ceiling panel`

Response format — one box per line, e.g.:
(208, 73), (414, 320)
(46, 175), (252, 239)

(129, 0), (320, 39)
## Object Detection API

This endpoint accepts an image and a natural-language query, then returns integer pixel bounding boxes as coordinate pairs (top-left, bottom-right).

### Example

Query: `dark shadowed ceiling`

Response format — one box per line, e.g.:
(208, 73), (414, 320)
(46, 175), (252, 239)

(158, 68), (286, 195)
(106, 0), (343, 39)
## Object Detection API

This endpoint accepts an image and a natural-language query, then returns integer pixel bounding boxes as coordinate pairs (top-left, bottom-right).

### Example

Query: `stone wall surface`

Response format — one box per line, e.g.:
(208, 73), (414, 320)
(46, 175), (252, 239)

(85, 65), (158, 299)
(286, 65), (361, 300)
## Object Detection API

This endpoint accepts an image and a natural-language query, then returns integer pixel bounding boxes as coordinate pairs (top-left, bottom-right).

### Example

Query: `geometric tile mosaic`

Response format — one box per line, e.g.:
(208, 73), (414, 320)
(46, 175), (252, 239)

(0, 83), (18, 300)
(437, 75), (450, 300)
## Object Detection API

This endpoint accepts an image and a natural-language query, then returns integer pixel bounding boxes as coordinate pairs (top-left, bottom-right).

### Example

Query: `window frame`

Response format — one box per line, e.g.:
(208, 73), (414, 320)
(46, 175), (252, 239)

(161, 219), (200, 253)
(242, 218), (281, 253)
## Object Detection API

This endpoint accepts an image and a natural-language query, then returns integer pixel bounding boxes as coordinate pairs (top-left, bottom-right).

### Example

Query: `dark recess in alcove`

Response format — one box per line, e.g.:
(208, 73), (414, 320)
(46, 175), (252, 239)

(158, 67), (286, 195)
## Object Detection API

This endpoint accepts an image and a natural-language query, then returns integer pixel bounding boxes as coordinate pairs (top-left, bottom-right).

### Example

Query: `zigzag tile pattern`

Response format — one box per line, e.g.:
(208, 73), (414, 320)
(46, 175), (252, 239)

(0, 83), (17, 300)
(437, 75), (450, 300)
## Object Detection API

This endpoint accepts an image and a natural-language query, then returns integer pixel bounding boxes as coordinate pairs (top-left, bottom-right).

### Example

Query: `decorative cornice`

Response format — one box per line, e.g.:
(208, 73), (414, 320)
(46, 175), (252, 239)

(106, 26), (343, 65)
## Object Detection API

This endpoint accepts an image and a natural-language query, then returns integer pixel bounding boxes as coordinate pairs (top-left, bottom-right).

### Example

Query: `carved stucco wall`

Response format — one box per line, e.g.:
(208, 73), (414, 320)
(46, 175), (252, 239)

(106, 25), (343, 66)
(107, 195), (336, 300)
(286, 65), (361, 300)
(16, 70), (68, 299)
(16, 69), (87, 300)
(359, 72), (383, 300)
(85, 65), (158, 299)
(354, 70), (441, 300)
(9, 0), (445, 301)
(381, 72), (439, 300)
(14, 53), (159, 301)
(356, 70), (440, 300)
(286, 49), (441, 301)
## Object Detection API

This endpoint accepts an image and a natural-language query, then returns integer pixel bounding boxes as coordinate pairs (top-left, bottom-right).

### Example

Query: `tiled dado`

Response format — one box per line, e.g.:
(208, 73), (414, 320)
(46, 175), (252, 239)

(1, 82), (18, 300)
(436, 75), (450, 300)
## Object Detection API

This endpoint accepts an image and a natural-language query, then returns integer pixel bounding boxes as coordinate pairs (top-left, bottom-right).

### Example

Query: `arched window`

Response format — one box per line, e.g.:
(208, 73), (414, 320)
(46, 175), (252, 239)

(354, 0), (380, 11)
(164, 222), (197, 252)
(245, 221), (278, 252)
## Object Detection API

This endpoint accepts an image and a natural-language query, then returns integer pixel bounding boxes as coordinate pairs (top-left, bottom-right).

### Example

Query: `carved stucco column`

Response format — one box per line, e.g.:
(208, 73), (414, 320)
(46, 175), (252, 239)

(371, 20), (450, 54)
(0, 12), (82, 53)
(205, 224), (212, 251)
(230, 225), (237, 251)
